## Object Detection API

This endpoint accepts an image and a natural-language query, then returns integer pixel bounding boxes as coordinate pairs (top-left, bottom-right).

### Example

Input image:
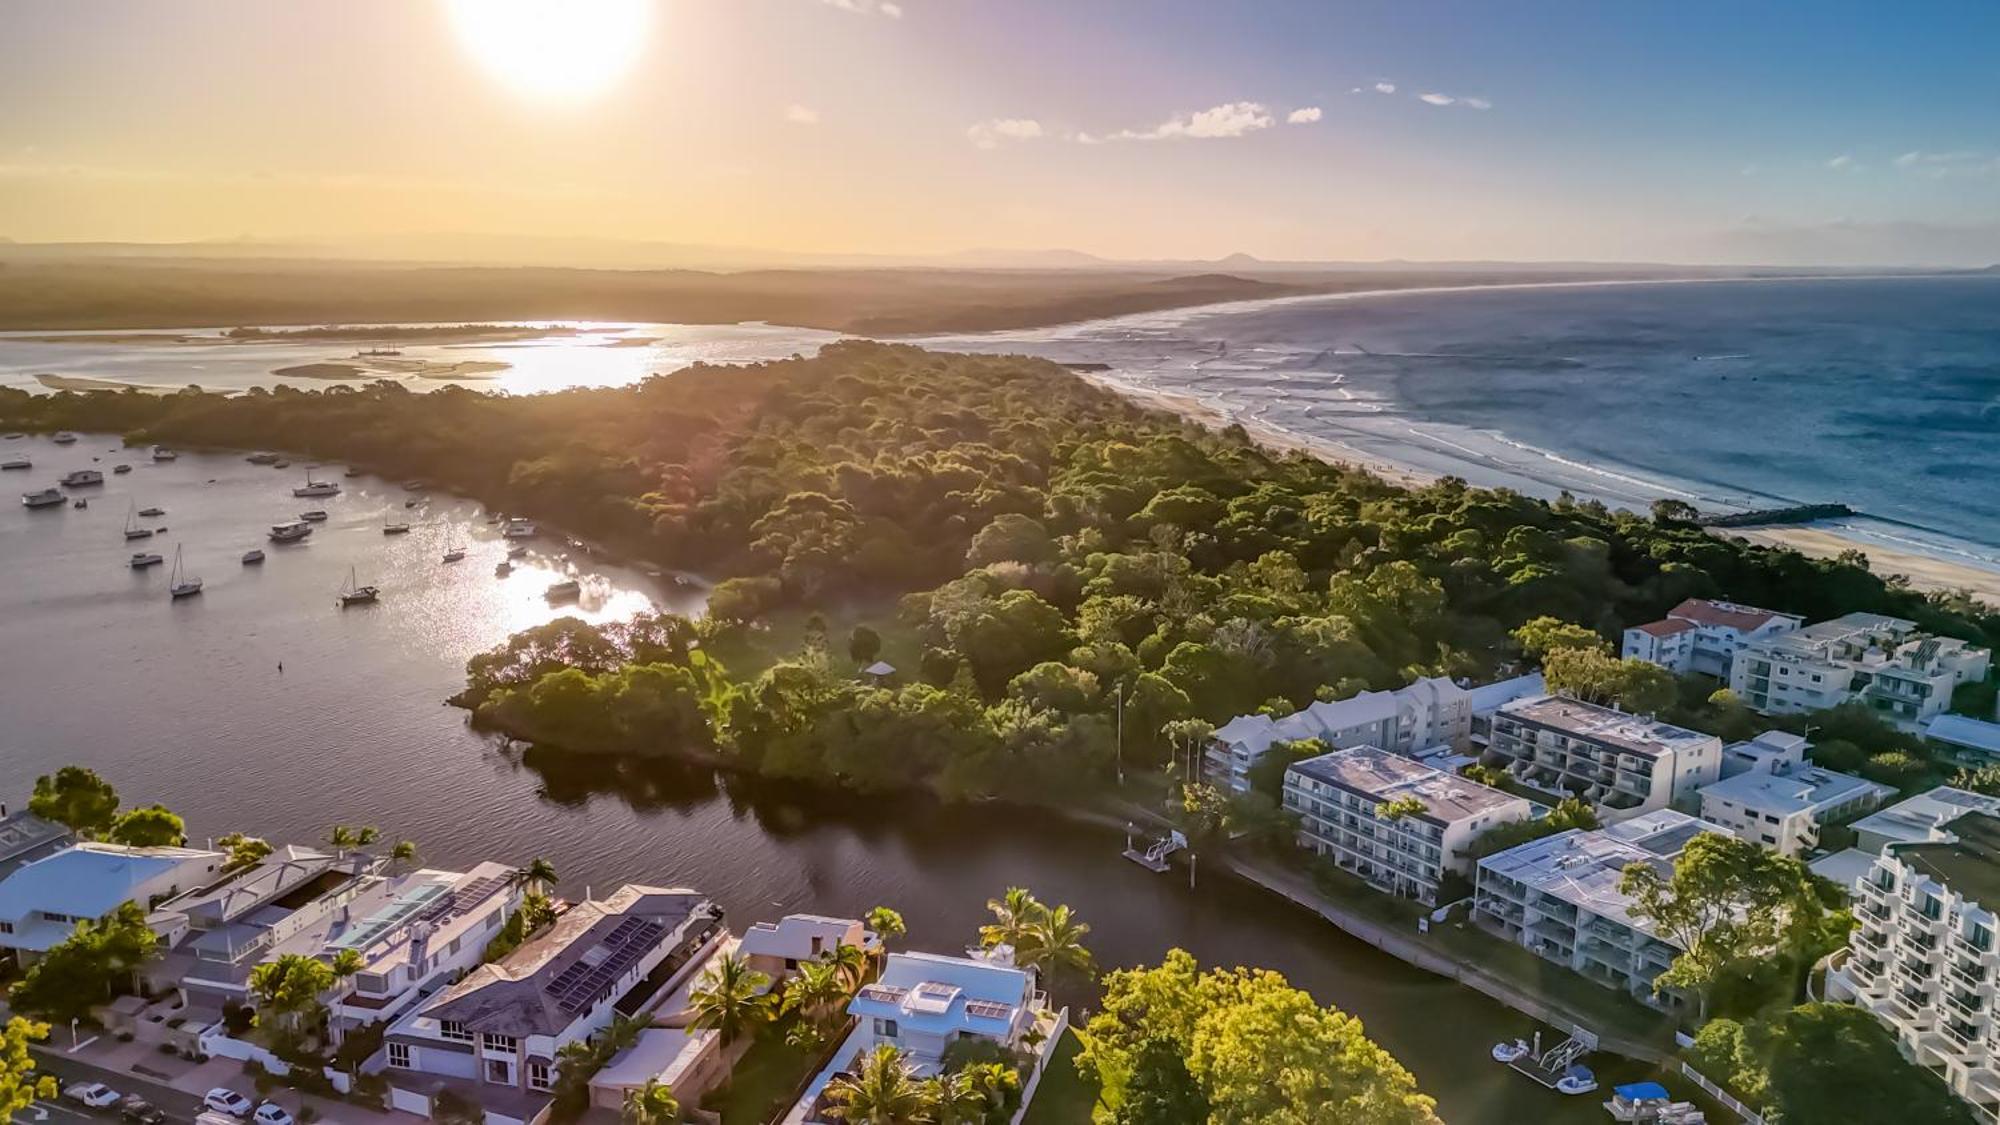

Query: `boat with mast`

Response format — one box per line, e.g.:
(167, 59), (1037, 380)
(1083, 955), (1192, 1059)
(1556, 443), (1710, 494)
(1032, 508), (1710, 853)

(167, 546), (202, 599)
(338, 566), (379, 607)
(123, 501), (155, 540)
(293, 468), (341, 498)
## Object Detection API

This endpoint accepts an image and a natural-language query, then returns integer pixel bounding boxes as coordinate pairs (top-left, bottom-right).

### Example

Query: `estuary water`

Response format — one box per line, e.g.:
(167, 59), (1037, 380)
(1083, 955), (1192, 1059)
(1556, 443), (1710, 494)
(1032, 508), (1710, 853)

(0, 437), (1617, 1123)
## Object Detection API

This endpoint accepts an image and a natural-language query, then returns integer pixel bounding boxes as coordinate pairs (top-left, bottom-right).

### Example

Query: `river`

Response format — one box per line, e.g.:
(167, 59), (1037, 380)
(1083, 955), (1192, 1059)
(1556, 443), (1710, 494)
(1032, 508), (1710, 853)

(1, 435), (1642, 1122)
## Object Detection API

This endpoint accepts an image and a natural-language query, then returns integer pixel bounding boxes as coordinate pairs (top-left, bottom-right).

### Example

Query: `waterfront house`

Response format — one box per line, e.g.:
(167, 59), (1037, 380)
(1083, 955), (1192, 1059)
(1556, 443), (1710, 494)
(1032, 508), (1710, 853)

(1474, 810), (1729, 1008)
(1282, 746), (1531, 904)
(382, 884), (723, 1122)
(1206, 676), (1472, 793)
(1621, 598), (1803, 678)
(1696, 762), (1892, 858)
(0, 842), (223, 966)
(738, 913), (877, 986)
(1827, 812), (2000, 1119)
(0, 809), (71, 882)
(1728, 612), (1990, 730)
(1483, 695), (1722, 819)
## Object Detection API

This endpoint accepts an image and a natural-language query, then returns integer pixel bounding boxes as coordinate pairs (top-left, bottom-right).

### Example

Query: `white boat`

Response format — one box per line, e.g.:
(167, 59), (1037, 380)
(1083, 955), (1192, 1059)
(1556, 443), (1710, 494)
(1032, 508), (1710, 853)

(543, 579), (582, 602)
(241, 549), (265, 565)
(129, 552), (163, 569)
(1490, 1040), (1531, 1064)
(268, 520), (313, 543)
(61, 469), (105, 487)
(152, 447), (178, 462)
(124, 503), (154, 541)
(338, 566), (379, 606)
(3, 432), (22, 440)
(52, 432), (78, 445)
(1, 457), (28, 470)
(293, 470), (340, 498)
(299, 510), (329, 522)
(401, 479), (427, 491)
(442, 546), (467, 563)
(501, 519), (537, 540)
(24, 486), (64, 508)
(343, 466), (360, 477)
(1555, 1066), (1597, 1096)
(112, 463), (132, 474)
(167, 546), (202, 599)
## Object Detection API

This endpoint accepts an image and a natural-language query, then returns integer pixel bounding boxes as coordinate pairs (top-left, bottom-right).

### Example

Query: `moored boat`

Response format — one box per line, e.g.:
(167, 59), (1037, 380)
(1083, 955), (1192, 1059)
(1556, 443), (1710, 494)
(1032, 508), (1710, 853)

(51, 431), (78, 445)
(442, 546), (467, 563)
(299, 510), (329, 522)
(167, 546), (202, 599)
(242, 549), (266, 565)
(543, 579), (582, 602)
(293, 469), (340, 498)
(338, 565), (379, 606)
(130, 552), (164, 568)
(61, 469), (105, 487)
(268, 520), (313, 543)
(112, 463), (132, 474)
(151, 446), (178, 461)
(2, 457), (29, 471)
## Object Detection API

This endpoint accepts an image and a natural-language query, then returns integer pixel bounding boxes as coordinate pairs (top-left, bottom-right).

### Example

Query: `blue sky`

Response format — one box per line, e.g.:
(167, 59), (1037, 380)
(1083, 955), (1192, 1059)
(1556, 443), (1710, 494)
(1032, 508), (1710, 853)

(0, 0), (1995, 264)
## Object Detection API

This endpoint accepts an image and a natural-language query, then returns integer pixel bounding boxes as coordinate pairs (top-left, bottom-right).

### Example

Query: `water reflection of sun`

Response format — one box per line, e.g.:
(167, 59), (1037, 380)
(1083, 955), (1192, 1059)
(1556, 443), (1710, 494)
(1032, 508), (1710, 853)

(496, 563), (656, 634)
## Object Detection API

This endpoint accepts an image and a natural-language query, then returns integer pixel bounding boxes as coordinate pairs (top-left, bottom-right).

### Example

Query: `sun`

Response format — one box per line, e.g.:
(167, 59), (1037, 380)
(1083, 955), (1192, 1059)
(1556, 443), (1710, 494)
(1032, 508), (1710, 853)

(446, 0), (652, 101)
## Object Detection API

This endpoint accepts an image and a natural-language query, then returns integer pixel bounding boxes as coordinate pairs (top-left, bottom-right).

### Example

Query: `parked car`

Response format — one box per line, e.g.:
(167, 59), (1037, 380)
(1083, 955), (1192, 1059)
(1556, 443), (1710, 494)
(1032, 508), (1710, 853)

(63, 1083), (122, 1109)
(118, 1095), (167, 1125)
(253, 1105), (295, 1125)
(204, 1089), (255, 1118)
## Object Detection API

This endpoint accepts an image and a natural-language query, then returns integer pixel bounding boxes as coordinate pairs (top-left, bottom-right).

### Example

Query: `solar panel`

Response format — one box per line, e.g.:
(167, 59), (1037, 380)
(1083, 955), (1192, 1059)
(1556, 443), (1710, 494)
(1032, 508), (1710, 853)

(963, 1000), (1013, 1021)
(857, 984), (908, 1004)
(544, 917), (668, 1014)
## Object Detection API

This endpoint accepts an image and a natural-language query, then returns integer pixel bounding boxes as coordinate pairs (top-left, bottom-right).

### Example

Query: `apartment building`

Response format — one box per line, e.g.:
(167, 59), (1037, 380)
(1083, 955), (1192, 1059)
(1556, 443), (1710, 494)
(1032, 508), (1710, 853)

(1475, 810), (1727, 1008)
(1697, 763), (1892, 858)
(1282, 746), (1531, 904)
(1729, 612), (1991, 730)
(1849, 787), (2000, 855)
(1484, 695), (1723, 819)
(1829, 812), (2000, 1119)
(1622, 598), (1803, 677)
(1206, 676), (1472, 792)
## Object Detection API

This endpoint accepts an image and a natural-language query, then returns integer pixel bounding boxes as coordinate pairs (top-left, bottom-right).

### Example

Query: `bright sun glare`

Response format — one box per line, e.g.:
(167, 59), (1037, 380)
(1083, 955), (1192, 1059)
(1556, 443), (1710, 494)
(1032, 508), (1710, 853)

(446, 0), (652, 100)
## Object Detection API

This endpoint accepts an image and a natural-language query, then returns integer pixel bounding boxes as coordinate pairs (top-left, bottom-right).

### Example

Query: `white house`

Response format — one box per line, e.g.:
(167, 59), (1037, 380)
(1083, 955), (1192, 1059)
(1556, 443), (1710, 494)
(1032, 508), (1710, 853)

(1928, 714), (2000, 766)
(1697, 764), (1893, 858)
(0, 843), (223, 962)
(1622, 598), (1803, 677)
(1729, 613), (1991, 730)
(1484, 695), (1723, 819)
(1475, 810), (1730, 1008)
(1282, 746), (1531, 904)
(383, 885), (723, 1118)
(738, 913), (877, 986)
(1206, 676), (1472, 792)
(1719, 730), (1812, 777)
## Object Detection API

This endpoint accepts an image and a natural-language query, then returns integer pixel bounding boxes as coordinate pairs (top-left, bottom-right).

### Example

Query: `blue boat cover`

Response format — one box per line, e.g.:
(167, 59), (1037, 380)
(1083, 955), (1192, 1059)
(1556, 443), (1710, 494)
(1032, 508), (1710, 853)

(1614, 1082), (1670, 1100)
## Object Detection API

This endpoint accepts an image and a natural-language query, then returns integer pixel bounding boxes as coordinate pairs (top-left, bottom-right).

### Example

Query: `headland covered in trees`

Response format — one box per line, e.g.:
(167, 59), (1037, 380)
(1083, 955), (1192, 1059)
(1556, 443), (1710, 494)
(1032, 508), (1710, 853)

(3, 341), (1994, 807)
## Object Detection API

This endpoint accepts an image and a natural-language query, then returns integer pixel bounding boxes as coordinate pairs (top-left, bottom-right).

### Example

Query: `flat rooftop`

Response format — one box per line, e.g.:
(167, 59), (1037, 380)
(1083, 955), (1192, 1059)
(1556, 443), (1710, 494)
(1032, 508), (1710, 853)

(1497, 695), (1712, 757)
(1896, 813), (2000, 909)
(1477, 810), (1729, 943)
(1290, 745), (1522, 824)
(1849, 786), (2000, 849)
(1699, 765), (1891, 818)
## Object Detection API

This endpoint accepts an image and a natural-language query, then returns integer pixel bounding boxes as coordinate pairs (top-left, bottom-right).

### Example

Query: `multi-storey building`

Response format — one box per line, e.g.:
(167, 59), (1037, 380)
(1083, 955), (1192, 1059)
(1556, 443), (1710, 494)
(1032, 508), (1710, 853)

(1206, 676), (1472, 792)
(1729, 612), (1990, 730)
(1849, 787), (2000, 856)
(1475, 810), (1727, 1008)
(1829, 812), (2000, 1119)
(1622, 598), (1803, 678)
(1282, 745), (1531, 903)
(1697, 762), (1892, 858)
(0, 842), (223, 965)
(1484, 695), (1723, 819)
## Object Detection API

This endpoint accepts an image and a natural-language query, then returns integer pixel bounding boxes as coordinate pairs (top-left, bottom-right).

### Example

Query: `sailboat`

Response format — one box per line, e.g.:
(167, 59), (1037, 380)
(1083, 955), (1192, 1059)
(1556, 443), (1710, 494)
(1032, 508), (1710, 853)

(441, 545), (467, 563)
(123, 501), (155, 541)
(167, 546), (203, 599)
(293, 468), (341, 498)
(338, 566), (379, 607)
(382, 513), (410, 535)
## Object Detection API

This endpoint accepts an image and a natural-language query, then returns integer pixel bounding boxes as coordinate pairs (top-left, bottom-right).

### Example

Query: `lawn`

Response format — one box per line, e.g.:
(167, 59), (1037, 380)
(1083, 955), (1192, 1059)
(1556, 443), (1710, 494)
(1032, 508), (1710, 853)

(1021, 1028), (1103, 1125)
(700, 598), (921, 681)
(702, 1021), (824, 1125)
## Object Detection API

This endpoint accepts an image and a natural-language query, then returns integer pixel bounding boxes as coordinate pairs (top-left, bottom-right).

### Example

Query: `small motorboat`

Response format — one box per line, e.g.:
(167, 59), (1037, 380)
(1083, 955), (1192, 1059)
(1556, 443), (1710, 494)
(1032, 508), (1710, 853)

(442, 547), (467, 563)
(73, 499), (87, 509)
(502, 519), (537, 539)
(1, 457), (29, 470)
(299, 510), (329, 522)
(112, 463), (132, 474)
(343, 466), (360, 478)
(383, 516), (410, 534)
(61, 469), (105, 487)
(124, 527), (155, 541)
(138, 506), (165, 517)
(543, 579), (581, 603)
(2, 432), (22, 440)
(1490, 1039), (1531, 1064)
(130, 552), (164, 569)
(52, 431), (79, 445)
(506, 544), (528, 560)
(242, 549), (266, 565)
(1555, 1066), (1597, 1096)
(268, 520), (313, 543)
(272, 459), (291, 469)
(403, 498), (419, 509)
(1605, 1081), (1670, 1121)
(152, 447), (178, 462)
(494, 561), (512, 577)
(245, 452), (279, 465)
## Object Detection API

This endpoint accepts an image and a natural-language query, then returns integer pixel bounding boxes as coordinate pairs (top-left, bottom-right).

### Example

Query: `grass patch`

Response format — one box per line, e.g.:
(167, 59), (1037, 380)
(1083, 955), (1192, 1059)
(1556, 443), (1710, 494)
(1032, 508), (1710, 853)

(1021, 1028), (1101, 1125)
(702, 1021), (822, 1125)
(701, 599), (920, 680)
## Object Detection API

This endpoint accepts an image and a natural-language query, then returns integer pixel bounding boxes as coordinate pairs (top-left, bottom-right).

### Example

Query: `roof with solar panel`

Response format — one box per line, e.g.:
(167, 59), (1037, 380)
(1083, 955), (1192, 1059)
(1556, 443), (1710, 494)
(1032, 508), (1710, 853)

(846, 950), (1032, 1038)
(419, 884), (715, 1037)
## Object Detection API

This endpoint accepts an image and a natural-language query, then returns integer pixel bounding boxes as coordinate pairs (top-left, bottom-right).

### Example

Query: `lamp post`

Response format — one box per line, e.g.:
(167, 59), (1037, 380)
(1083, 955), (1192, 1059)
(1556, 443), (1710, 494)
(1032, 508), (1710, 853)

(1114, 681), (1126, 786)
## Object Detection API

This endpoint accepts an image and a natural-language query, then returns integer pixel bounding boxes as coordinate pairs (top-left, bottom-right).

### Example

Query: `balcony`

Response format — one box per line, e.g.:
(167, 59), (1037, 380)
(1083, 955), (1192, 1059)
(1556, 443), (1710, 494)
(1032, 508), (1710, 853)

(1853, 929), (1886, 955)
(1948, 990), (1986, 1020)
(1949, 959), (1990, 990)
(1954, 931), (1996, 961)
(1856, 899), (1890, 924)
(1941, 1020), (1981, 1053)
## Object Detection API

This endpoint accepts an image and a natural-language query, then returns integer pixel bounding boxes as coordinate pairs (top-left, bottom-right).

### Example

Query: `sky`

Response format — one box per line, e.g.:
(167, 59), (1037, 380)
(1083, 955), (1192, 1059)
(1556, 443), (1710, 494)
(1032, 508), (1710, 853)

(1, 0), (1997, 266)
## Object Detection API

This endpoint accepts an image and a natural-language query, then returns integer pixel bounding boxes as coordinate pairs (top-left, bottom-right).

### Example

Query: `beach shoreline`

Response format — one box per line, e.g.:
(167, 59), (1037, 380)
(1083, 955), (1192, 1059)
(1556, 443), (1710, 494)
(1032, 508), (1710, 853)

(1727, 525), (2000, 603)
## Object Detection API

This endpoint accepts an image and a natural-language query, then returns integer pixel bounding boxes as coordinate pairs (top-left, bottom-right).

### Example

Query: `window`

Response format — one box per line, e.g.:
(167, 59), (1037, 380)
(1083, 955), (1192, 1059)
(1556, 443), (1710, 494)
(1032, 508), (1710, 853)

(387, 1042), (412, 1069)
(439, 1020), (474, 1043)
(527, 1062), (553, 1091)
(482, 1032), (518, 1053)
(486, 1059), (511, 1085)
(873, 1018), (899, 1038)
(0, 921), (11, 934)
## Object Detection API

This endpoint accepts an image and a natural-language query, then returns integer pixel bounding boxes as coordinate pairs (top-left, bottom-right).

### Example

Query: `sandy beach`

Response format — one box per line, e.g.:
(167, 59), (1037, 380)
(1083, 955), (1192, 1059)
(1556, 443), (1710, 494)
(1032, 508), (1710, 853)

(1729, 526), (2000, 603)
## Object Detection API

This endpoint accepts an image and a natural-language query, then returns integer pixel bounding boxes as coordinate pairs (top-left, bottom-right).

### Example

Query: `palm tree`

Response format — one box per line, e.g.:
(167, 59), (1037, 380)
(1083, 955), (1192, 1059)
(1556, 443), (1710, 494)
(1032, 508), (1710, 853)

(329, 948), (365, 979)
(389, 840), (418, 871)
(620, 1078), (679, 1125)
(781, 958), (847, 1026)
(1019, 903), (1095, 991)
(326, 825), (358, 855)
(978, 887), (1047, 955)
(920, 1070), (989, 1125)
(826, 1045), (933, 1124)
(823, 941), (870, 991)
(516, 856), (558, 894)
(686, 952), (775, 1046)
(865, 906), (906, 951)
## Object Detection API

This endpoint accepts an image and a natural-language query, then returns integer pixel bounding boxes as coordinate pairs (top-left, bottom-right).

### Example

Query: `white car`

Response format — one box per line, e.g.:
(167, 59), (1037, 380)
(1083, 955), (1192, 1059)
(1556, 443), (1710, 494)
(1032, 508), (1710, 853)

(64, 1083), (122, 1109)
(253, 1105), (295, 1125)
(204, 1089), (256, 1118)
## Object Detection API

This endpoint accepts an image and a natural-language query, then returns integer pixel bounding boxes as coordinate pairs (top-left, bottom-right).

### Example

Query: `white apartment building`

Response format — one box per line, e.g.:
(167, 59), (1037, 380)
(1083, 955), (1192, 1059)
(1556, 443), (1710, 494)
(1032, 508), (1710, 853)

(1829, 812), (2000, 1120)
(0, 843), (223, 963)
(1850, 787), (2000, 856)
(1484, 695), (1723, 819)
(1282, 746), (1531, 904)
(1697, 763), (1893, 858)
(1719, 729), (1812, 777)
(1475, 810), (1728, 1008)
(1466, 671), (1546, 749)
(1622, 598), (1803, 678)
(1729, 612), (1991, 730)
(1206, 676), (1471, 792)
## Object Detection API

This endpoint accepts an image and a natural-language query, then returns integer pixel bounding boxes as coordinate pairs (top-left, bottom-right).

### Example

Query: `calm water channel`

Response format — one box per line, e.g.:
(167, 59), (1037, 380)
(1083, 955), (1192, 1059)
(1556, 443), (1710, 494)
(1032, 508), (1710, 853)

(1, 434), (1631, 1122)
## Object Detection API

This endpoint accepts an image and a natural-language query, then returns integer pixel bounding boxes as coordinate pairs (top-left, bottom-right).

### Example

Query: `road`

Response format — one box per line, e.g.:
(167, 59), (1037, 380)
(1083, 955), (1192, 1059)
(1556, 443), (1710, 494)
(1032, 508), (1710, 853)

(14, 1050), (204, 1125)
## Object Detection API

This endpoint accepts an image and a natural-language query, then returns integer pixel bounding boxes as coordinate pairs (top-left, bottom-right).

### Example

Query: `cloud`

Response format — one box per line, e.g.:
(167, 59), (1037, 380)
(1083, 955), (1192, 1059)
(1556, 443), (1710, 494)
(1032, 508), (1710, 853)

(1462, 97), (1492, 110)
(783, 104), (820, 125)
(1109, 101), (1274, 141)
(1416, 91), (1492, 110)
(1286, 106), (1322, 125)
(967, 118), (1044, 149)
(879, 1), (902, 14)
(1825, 154), (1857, 171)
(1892, 150), (1995, 178)
(816, 0), (901, 16)
(1417, 93), (1455, 106)
(1373, 82), (1397, 94)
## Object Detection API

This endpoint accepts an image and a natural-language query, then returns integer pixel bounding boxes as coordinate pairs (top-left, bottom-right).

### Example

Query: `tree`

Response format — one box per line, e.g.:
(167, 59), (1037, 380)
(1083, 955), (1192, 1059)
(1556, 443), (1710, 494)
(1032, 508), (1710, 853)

(1619, 833), (1825, 1018)
(1, 1017), (57, 1122)
(1510, 616), (1606, 658)
(389, 839), (419, 870)
(1113, 1037), (1209, 1125)
(1461, 763), (1509, 789)
(620, 1078), (680, 1125)
(8, 902), (160, 1023)
(823, 939), (872, 991)
(217, 833), (273, 873)
(1650, 498), (1700, 526)
(28, 766), (119, 837)
(686, 952), (775, 1046)
(1244, 739), (1322, 800)
(866, 905), (907, 950)
(517, 856), (559, 893)
(1465, 797), (1598, 859)
(1953, 763), (2000, 796)
(782, 958), (848, 1027)
(848, 625), (883, 666)
(326, 824), (379, 855)
(1693, 1004), (1974, 1125)
(978, 887), (1045, 954)
(1020, 903), (1095, 991)
(1543, 646), (1677, 715)
(966, 513), (1055, 567)
(330, 949), (365, 979)
(826, 1044), (933, 1124)
(106, 804), (186, 847)
(249, 953), (337, 1032)
(1375, 796), (1427, 822)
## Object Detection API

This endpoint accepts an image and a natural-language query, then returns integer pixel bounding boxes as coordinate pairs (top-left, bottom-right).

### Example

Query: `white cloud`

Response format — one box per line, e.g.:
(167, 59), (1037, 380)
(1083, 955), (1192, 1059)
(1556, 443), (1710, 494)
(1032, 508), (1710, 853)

(1418, 92), (1455, 106)
(1111, 101), (1274, 141)
(1286, 106), (1322, 125)
(1826, 154), (1857, 171)
(1417, 91), (1492, 110)
(1373, 82), (1396, 94)
(1462, 97), (1492, 110)
(879, 1), (902, 15)
(784, 104), (820, 125)
(1892, 150), (1994, 177)
(967, 118), (1044, 149)
(816, 0), (901, 16)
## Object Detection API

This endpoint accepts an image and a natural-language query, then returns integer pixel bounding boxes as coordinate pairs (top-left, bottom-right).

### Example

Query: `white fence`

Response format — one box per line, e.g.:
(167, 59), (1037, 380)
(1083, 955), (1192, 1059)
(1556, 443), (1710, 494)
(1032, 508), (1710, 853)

(1678, 1062), (1765, 1125)
(1009, 1008), (1072, 1125)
